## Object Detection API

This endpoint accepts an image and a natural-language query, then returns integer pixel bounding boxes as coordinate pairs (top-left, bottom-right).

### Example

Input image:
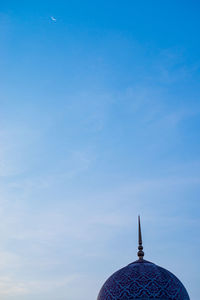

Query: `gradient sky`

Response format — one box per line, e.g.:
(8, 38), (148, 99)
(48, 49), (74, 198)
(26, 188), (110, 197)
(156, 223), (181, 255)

(0, 1), (200, 299)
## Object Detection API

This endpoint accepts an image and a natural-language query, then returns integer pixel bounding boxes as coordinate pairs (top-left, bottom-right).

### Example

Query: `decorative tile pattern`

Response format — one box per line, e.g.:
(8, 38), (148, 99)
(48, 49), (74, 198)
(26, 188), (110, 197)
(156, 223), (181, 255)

(97, 260), (190, 299)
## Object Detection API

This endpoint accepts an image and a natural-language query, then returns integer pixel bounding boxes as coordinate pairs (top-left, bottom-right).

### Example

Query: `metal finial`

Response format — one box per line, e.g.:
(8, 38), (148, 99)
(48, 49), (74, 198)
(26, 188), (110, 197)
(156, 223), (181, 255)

(137, 215), (144, 260)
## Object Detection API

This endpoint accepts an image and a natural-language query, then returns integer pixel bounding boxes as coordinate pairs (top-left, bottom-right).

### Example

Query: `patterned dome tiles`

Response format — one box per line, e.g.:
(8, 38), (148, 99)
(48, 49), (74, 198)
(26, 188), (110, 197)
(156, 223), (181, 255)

(97, 260), (190, 300)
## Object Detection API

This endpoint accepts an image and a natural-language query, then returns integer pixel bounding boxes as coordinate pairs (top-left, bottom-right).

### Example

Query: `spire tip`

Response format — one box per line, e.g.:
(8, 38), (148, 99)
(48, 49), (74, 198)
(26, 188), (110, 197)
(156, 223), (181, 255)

(137, 215), (144, 260)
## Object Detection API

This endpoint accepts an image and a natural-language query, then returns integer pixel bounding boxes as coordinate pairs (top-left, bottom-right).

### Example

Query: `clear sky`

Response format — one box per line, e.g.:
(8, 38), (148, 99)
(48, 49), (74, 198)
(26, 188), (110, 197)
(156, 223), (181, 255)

(0, 1), (200, 299)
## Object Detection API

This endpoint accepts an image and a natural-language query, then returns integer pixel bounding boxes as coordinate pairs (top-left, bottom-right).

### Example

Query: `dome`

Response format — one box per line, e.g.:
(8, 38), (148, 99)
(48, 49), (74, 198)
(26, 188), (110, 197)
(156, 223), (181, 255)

(97, 217), (190, 300)
(97, 259), (190, 300)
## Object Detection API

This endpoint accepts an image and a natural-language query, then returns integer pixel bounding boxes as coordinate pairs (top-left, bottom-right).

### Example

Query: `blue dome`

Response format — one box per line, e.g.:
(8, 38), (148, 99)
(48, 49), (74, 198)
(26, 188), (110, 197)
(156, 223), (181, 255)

(97, 259), (190, 300)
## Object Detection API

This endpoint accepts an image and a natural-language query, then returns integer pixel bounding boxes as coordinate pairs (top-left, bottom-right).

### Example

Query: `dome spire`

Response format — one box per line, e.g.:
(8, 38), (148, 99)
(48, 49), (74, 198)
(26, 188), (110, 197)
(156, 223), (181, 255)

(137, 215), (144, 260)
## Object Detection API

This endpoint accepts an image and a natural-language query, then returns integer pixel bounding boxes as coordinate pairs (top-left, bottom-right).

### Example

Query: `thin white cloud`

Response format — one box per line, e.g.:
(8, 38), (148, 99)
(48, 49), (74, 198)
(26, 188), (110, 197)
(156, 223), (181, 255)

(0, 274), (79, 296)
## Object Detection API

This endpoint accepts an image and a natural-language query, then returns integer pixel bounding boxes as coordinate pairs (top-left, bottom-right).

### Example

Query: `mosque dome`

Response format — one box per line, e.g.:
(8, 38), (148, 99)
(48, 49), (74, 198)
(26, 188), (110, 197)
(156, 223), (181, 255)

(97, 217), (190, 300)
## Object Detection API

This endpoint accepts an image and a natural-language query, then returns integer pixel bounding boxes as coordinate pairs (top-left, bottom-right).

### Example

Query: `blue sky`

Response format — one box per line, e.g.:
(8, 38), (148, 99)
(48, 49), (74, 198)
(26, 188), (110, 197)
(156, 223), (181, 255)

(0, 0), (200, 299)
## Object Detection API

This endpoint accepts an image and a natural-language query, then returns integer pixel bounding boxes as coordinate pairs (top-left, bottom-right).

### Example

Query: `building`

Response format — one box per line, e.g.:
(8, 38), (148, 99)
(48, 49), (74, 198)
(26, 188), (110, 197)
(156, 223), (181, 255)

(97, 216), (190, 299)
